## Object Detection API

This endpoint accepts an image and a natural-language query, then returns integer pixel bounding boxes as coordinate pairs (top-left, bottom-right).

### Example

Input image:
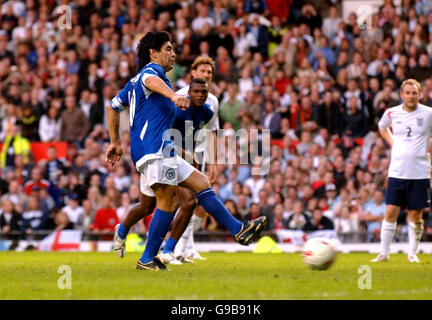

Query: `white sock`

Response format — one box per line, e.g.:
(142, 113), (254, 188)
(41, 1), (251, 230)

(185, 229), (195, 257)
(192, 215), (203, 232)
(380, 220), (397, 256)
(186, 215), (203, 256)
(408, 221), (423, 257)
(174, 219), (194, 257)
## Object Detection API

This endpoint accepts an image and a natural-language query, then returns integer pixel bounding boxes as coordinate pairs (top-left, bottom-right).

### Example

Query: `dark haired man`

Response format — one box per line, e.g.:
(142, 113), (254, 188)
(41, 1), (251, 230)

(106, 32), (265, 270)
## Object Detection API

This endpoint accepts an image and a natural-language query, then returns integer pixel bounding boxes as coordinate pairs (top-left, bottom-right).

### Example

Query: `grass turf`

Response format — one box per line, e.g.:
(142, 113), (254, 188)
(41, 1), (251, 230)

(0, 251), (431, 300)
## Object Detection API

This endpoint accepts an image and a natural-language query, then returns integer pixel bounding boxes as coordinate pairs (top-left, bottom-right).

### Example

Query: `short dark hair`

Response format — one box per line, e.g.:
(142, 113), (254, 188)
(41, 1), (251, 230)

(136, 31), (171, 73)
(189, 78), (207, 88)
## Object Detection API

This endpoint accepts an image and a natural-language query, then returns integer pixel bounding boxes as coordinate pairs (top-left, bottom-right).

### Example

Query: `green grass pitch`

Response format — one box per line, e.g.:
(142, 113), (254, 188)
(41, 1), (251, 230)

(0, 251), (431, 300)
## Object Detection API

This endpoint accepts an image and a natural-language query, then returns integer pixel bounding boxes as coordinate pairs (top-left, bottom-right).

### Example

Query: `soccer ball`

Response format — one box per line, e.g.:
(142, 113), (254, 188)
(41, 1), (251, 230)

(301, 237), (337, 270)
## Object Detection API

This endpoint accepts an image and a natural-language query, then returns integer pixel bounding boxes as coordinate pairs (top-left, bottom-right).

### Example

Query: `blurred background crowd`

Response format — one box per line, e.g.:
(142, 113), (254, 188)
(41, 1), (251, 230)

(1, 0), (432, 243)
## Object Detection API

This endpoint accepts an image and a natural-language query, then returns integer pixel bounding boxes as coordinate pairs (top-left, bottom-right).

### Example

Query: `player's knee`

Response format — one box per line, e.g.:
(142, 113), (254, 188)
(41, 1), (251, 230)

(181, 197), (197, 212)
(138, 195), (156, 214)
(159, 198), (178, 213)
(197, 175), (211, 191)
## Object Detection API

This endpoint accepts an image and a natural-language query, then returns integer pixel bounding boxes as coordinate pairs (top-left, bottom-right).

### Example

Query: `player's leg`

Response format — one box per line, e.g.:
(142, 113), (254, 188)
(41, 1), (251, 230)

(159, 186), (196, 264)
(114, 174), (157, 257)
(406, 178), (429, 262)
(178, 164), (266, 245)
(407, 209), (423, 263)
(185, 206), (207, 260)
(372, 178), (404, 262)
(137, 183), (178, 270)
(371, 204), (399, 262)
(122, 194), (156, 230)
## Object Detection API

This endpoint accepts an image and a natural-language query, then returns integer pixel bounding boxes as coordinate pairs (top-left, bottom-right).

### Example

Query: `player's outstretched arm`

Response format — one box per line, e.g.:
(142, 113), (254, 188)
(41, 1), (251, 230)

(144, 76), (189, 110)
(105, 106), (123, 165)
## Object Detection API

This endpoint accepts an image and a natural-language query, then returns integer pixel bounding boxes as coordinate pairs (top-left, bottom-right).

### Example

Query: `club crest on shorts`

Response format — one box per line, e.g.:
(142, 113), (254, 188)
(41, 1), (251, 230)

(165, 168), (176, 180)
(417, 118), (423, 126)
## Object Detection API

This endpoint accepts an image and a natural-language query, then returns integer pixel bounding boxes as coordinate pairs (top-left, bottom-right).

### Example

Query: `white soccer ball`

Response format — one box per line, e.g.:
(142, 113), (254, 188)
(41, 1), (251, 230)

(301, 237), (337, 270)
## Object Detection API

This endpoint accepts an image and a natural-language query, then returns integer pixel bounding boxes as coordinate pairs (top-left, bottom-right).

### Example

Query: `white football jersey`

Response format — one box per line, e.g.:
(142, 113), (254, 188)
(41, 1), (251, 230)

(378, 103), (432, 179)
(176, 85), (220, 153)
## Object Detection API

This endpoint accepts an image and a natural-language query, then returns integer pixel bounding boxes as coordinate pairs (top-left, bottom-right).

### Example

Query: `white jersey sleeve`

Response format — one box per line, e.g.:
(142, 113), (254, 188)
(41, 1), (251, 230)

(378, 108), (392, 131)
(204, 92), (220, 131)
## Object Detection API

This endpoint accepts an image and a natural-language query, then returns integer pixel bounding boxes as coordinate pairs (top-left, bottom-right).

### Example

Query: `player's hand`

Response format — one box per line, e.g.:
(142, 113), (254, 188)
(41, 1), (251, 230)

(105, 143), (123, 165)
(208, 164), (217, 184)
(171, 94), (190, 110)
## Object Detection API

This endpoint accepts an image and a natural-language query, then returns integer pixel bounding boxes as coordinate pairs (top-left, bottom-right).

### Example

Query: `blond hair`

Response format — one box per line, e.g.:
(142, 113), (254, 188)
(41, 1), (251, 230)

(401, 78), (421, 92)
(191, 56), (216, 75)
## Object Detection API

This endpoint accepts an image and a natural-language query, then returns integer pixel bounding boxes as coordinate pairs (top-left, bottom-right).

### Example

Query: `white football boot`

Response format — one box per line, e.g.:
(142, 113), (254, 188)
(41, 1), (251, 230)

(408, 255), (420, 263)
(187, 250), (208, 261)
(113, 224), (126, 258)
(158, 252), (183, 265)
(370, 254), (390, 262)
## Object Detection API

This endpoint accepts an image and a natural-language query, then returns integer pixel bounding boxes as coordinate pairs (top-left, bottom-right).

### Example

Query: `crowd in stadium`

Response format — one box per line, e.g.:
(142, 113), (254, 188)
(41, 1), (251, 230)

(1, 0), (432, 243)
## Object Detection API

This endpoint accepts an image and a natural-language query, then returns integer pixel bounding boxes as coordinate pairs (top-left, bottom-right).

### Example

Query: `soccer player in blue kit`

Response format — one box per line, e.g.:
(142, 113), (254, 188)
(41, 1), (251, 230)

(106, 31), (266, 270)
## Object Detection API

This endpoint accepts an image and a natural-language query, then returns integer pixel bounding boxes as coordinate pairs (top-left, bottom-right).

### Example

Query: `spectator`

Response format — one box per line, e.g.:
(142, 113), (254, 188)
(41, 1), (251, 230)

(244, 202), (263, 222)
(247, 14), (269, 57)
(334, 206), (359, 235)
(286, 200), (313, 231)
(54, 211), (74, 231)
(0, 199), (21, 239)
(260, 101), (281, 139)
(224, 199), (243, 221)
(20, 106), (39, 141)
(0, 123), (31, 169)
(92, 196), (119, 239)
(38, 105), (62, 142)
(360, 189), (386, 242)
(308, 208), (334, 231)
(43, 146), (64, 182)
(0, 180), (26, 211)
(219, 82), (243, 130)
(308, 35), (336, 69)
(234, 23), (257, 58)
(76, 199), (95, 232)
(341, 97), (368, 137)
(322, 5), (342, 41)
(59, 95), (90, 144)
(21, 195), (50, 238)
(60, 194), (85, 226)
(23, 167), (50, 196)
(298, 3), (322, 32)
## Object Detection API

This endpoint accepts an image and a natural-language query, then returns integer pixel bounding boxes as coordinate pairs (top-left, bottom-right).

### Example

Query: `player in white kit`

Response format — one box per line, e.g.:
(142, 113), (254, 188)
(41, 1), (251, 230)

(372, 79), (432, 263)
(171, 56), (220, 261)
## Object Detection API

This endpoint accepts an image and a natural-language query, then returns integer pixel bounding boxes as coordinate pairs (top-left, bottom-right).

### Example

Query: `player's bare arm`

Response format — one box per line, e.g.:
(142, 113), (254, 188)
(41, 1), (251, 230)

(105, 106), (123, 165)
(379, 127), (393, 148)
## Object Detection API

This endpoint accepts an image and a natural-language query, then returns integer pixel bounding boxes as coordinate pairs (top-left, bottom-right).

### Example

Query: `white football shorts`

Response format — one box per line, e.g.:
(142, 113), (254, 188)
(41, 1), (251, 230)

(139, 155), (195, 197)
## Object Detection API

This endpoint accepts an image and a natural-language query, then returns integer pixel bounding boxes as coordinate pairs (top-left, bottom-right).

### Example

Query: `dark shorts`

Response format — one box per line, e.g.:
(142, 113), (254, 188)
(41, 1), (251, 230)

(386, 177), (431, 210)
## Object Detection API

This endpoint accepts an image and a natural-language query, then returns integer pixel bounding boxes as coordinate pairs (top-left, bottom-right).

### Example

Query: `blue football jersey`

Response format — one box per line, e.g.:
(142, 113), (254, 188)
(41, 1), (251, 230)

(172, 103), (214, 150)
(110, 63), (177, 170)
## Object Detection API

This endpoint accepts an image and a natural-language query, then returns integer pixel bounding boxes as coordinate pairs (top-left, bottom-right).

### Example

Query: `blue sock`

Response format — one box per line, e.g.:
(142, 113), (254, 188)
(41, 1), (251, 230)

(117, 223), (129, 240)
(140, 209), (174, 264)
(162, 237), (178, 254)
(196, 188), (242, 235)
